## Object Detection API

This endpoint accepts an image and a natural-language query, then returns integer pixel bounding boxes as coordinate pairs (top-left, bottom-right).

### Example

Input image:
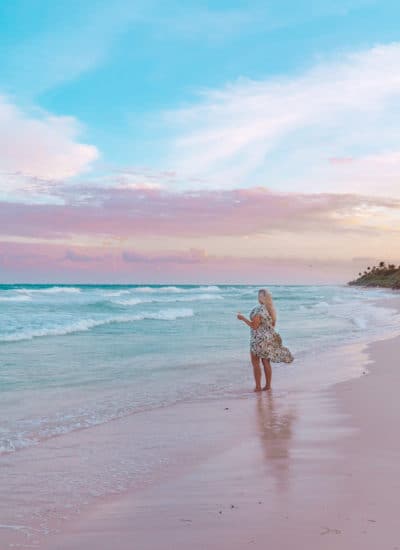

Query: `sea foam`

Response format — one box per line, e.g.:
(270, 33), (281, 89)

(16, 286), (81, 294)
(0, 295), (32, 302)
(114, 293), (223, 306)
(133, 285), (221, 294)
(0, 308), (194, 342)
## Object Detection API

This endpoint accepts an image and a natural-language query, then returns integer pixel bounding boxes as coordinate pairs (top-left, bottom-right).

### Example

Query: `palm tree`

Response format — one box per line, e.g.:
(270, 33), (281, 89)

(379, 261), (385, 268)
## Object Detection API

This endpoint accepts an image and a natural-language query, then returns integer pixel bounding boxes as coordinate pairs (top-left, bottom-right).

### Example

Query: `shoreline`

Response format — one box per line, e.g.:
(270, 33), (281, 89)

(2, 295), (400, 549)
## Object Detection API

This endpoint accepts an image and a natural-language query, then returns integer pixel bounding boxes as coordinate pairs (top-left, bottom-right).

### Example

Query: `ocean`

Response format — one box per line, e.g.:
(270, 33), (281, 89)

(1, 283), (399, 456)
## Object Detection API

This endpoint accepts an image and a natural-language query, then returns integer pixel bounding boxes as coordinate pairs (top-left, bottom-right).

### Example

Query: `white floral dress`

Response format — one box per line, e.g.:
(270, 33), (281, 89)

(249, 305), (294, 363)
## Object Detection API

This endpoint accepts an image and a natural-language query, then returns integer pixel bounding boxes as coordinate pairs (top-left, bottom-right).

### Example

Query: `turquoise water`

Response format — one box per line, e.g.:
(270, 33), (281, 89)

(1, 283), (399, 454)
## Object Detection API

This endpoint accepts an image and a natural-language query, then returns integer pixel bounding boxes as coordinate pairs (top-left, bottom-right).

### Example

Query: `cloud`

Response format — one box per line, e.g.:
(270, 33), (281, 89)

(161, 43), (400, 193)
(64, 249), (106, 263)
(325, 150), (400, 196)
(0, 96), (99, 185)
(1, 185), (399, 241)
(123, 248), (207, 264)
(0, 239), (393, 285)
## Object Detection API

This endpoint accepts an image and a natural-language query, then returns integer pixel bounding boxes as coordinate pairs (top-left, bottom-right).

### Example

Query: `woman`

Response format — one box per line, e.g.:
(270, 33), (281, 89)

(237, 288), (293, 392)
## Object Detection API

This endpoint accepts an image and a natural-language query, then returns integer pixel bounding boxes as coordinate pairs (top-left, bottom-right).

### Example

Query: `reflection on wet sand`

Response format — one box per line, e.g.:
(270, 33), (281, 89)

(255, 392), (297, 491)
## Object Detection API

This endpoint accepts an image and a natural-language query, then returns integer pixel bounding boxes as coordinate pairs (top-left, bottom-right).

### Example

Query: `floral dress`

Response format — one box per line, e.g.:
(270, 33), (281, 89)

(249, 305), (294, 363)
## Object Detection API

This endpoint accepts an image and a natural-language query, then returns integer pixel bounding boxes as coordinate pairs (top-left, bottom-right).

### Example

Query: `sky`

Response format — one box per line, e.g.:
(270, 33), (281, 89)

(1, 0), (400, 283)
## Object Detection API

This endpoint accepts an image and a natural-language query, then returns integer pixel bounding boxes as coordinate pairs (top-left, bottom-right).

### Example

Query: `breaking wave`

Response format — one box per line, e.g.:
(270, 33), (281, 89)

(0, 309), (194, 342)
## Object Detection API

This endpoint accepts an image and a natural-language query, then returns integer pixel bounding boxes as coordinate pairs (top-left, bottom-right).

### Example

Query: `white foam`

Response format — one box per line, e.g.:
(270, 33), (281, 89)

(114, 298), (146, 306)
(314, 295), (400, 337)
(0, 295), (32, 302)
(17, 286), (81, 294)
(0, 309), (194, 342)
(313, 301), (330, 308)
(351, 316), (367, 329)
(157, 286), (187, 293)
(103, 290), (131, 297)
(0, 435), (36, 454)
(133, 285), (221, 294)
(197, 285), (221, 292)
(147, 309), (193, 320)
(114, 293), (223, 306)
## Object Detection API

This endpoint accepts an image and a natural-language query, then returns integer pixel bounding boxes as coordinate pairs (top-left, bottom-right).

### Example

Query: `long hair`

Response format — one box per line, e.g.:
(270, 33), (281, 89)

(258, 288), (276, 325)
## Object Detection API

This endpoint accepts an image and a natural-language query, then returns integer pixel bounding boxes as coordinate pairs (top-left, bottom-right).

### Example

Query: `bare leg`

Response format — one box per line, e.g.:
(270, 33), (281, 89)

(251, 353), (262, 392)
(261, 358), (272, 390)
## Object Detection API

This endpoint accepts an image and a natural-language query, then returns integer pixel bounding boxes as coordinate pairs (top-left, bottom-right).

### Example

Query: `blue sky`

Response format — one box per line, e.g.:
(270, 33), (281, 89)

(2, 0), (400, 169)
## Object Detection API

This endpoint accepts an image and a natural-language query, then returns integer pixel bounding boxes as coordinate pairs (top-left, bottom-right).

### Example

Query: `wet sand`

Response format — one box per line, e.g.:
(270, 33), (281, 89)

(3, 296), (400, 550)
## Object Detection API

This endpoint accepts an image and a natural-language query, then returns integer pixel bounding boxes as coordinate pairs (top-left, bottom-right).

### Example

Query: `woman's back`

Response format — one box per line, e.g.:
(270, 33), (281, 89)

(250, 304), (272, 332)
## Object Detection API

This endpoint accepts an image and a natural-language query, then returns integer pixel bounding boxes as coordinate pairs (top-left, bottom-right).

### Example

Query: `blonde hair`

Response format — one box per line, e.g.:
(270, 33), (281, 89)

(258, 288), (276, 325)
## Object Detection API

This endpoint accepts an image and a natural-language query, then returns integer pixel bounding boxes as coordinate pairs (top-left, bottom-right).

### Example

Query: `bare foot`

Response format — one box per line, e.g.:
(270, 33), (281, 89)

(262, 385), (271, 391)
(254, 386), (262, 392)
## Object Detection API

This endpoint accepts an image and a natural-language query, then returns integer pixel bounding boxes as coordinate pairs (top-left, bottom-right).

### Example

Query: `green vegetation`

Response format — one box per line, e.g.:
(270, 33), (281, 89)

(348, 262), (400, 289)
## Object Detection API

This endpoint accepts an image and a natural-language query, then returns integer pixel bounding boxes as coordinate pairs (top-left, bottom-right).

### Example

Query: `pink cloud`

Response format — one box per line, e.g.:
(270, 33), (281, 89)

(122, 248), (207, 264)
(64, 249), (107, 263)
(1, 186), (398, 241)
(0, 240), (375, 284)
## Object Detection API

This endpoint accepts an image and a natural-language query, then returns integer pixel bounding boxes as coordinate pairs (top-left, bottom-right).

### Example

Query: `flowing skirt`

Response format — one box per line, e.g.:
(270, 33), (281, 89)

(250, 329), (294, 363)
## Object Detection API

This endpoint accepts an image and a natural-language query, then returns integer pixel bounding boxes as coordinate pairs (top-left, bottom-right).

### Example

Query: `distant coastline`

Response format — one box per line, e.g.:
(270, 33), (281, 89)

(348, 262), (400, 289)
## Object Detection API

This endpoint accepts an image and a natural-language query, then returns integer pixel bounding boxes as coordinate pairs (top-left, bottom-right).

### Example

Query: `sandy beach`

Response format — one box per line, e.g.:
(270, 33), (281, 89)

(3, 2), (400, 547)
(0, 296), (386, 549)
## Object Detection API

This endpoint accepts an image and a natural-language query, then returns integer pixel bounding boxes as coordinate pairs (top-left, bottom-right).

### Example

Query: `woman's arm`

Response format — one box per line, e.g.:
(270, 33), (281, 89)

(237, 312), (261, 330)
